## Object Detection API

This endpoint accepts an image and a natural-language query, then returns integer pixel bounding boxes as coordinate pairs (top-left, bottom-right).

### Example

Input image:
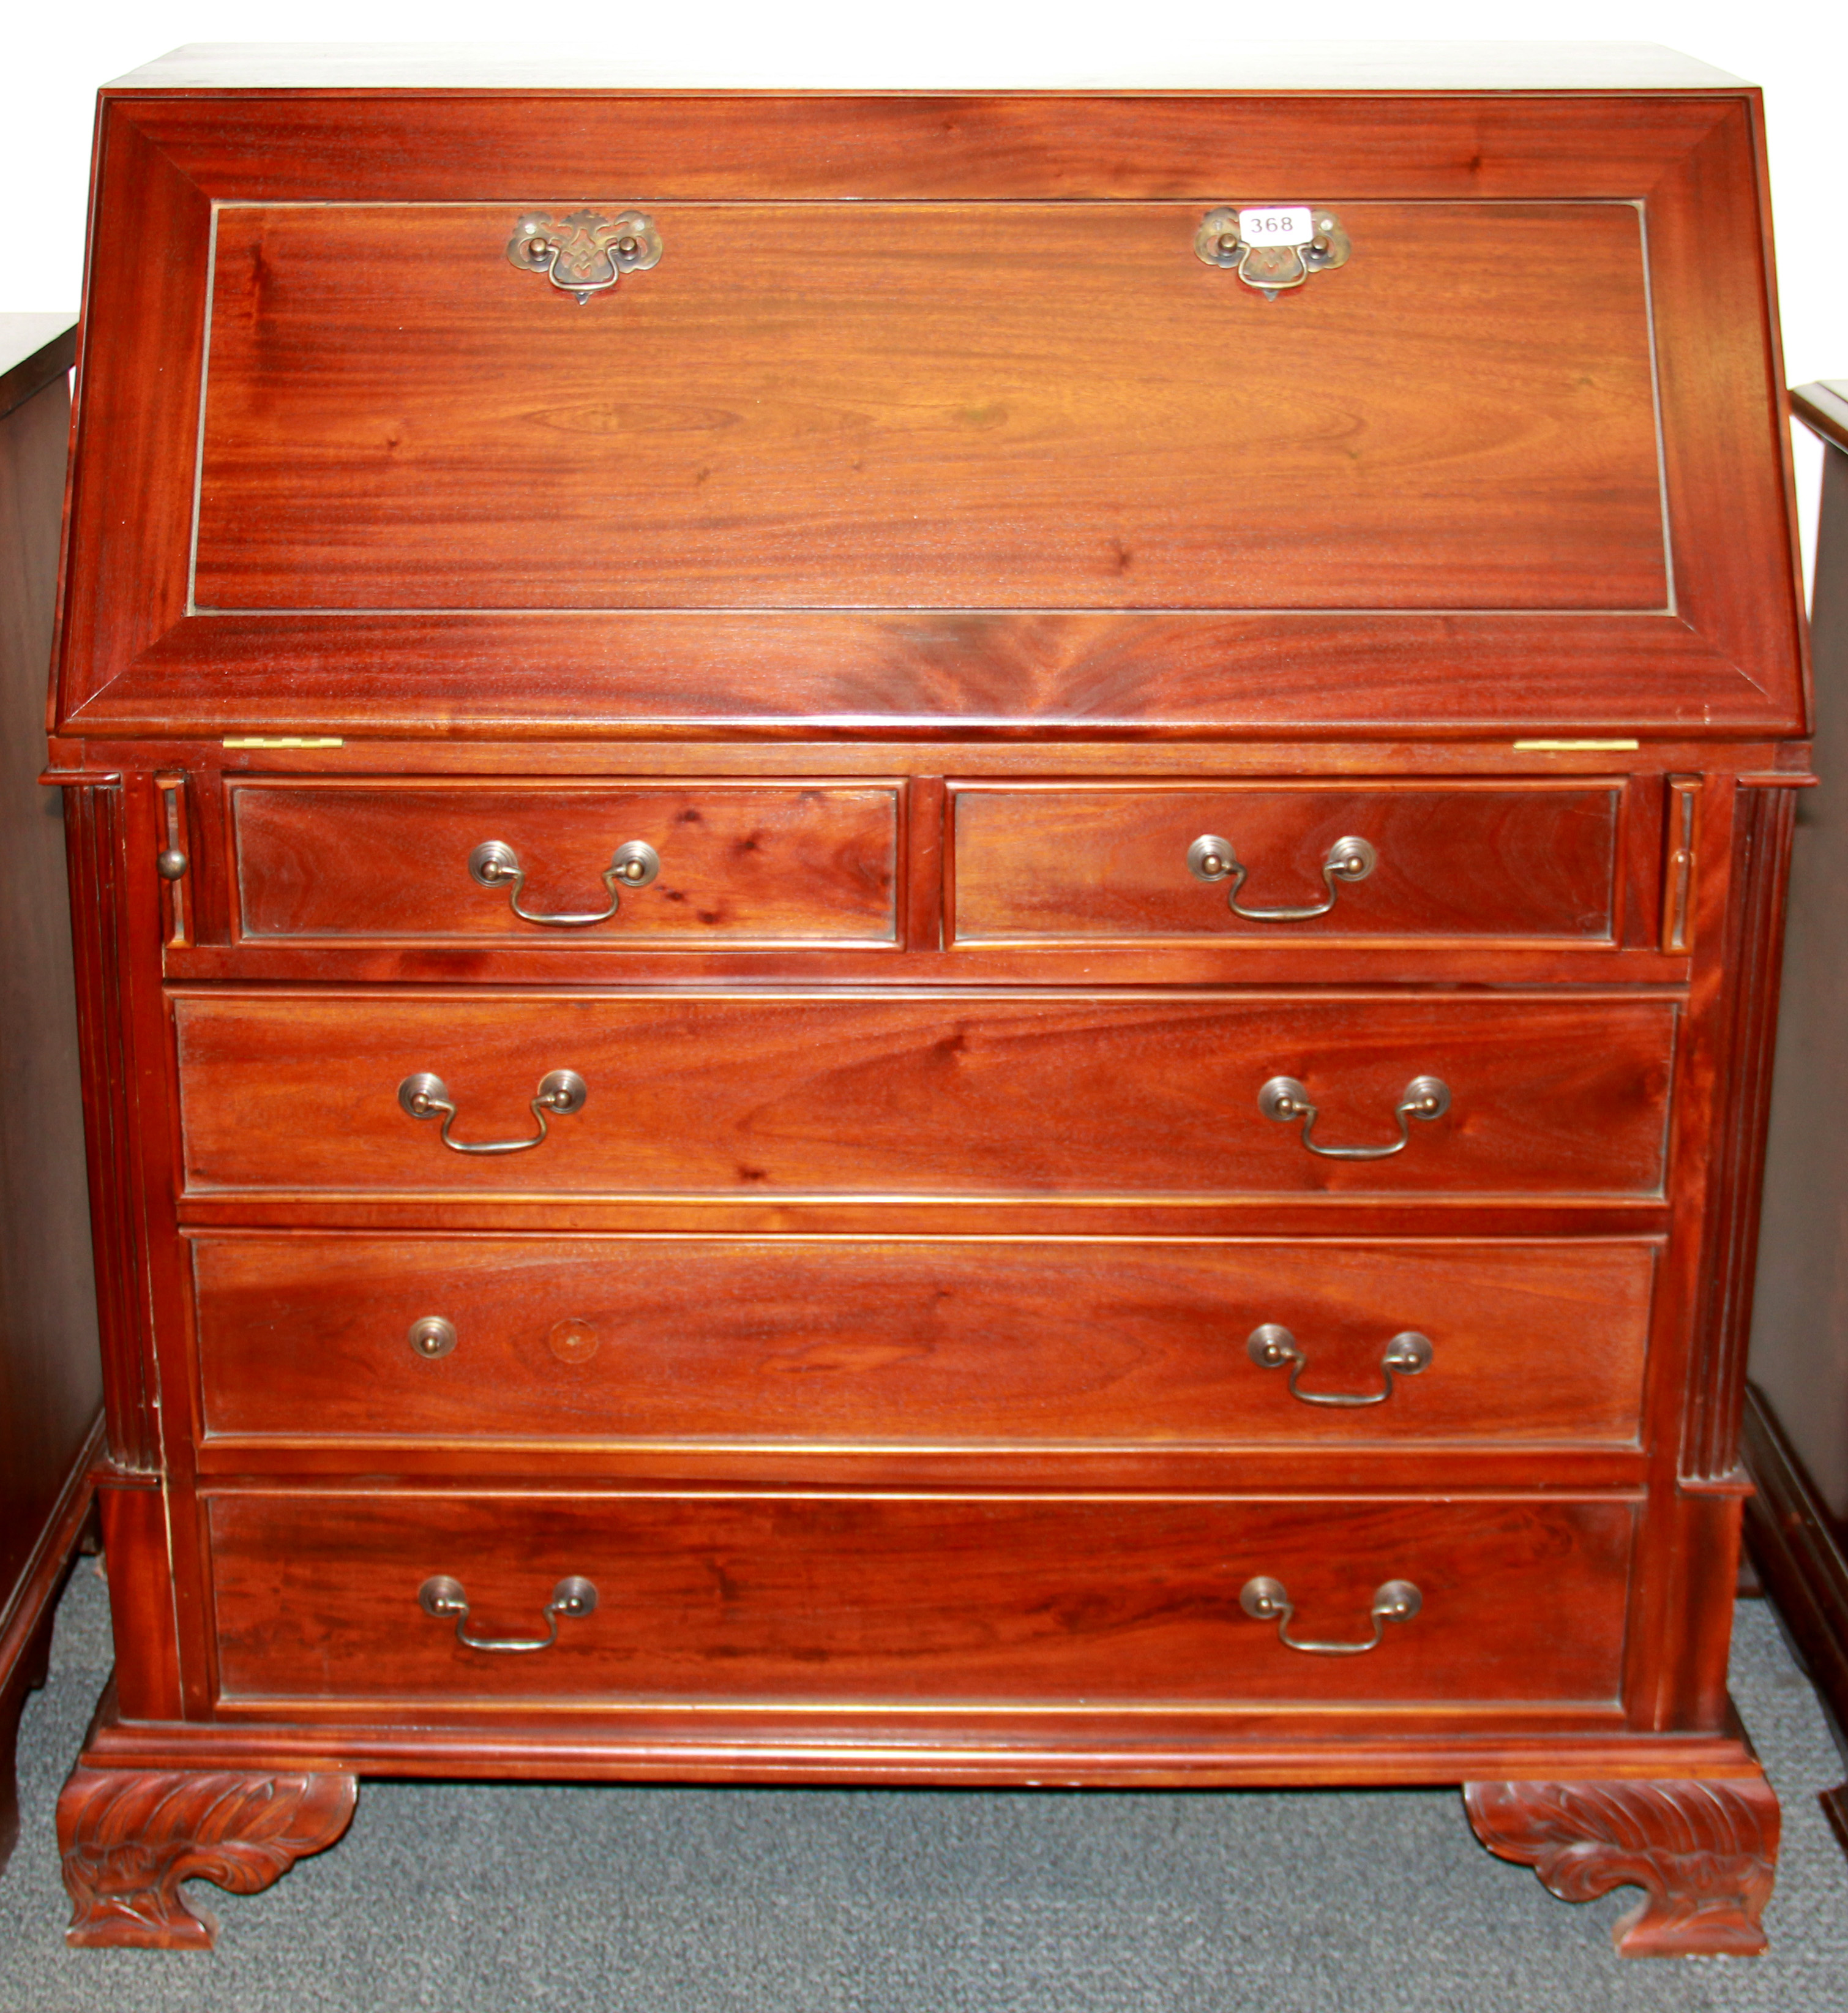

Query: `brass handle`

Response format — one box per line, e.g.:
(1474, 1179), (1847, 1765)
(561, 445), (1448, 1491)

(1259, 1074), (1450, 1160)
(1239, 1576), (1421, 1655)
(418, 1574), (597, 1654)
(468, 839), (659, 928)
(1246, 1324), (1432, 1406)
(506, 209), (662, 304)
(397, 1070), (588, 1155)
(1195, 205), (1352, 297)
(1188, 833), (1375, 921)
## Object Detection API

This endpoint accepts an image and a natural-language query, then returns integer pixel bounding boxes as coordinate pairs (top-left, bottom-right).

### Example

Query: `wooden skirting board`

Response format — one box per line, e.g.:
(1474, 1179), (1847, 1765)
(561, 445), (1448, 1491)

(1740, 1382), (1848, 1856)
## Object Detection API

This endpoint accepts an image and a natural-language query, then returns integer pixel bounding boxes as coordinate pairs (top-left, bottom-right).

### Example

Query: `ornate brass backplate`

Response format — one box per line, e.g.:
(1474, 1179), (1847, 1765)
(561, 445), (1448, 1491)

(506, 209), (663, 304)
(1195, 205), (1352, 298)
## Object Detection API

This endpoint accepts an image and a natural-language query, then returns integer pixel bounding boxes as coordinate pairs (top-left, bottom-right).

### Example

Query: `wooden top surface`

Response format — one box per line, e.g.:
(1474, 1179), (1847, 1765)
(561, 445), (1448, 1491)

(106, 41), (1748, 94)
(0, 315), (77, 422)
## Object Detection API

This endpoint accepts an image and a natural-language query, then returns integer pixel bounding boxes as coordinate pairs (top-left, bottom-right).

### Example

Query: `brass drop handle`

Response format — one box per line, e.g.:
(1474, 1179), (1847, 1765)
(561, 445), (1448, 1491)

(1260, 1074), (1450, 1160)
(418, 1574), (597, 1654)
(1247, 1324), (1432, 1406)
(397, 1070), (587, 1155)
(468, 839), (659, 928)
(1195, 205), (1352, 298)
(1239, 1576), (1422, 1655)
(506, 209), (662, 305)
(1189, 833), (1376, 921)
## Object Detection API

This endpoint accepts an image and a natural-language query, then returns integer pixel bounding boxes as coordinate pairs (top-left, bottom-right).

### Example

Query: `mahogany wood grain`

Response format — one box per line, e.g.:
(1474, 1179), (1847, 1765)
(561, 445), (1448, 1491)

(0, 322), (105, 1873)
(59, 782), (162, 1474)
(67, 613), (1793, 741)
(171, 991), (1677, 1199)
(951, 781), (1622, 942)
(196, 201), (1663, 615)
(204, 1489), (1635, 1707)
(73, 1661), (1771, 1782)
(230, 779), (899, 943)
(59, 1763), (357, 1949)
(45, 67), (1803, 1954)
(52, 91), (1803, 738)
(1683, 782), (1798, 1479)
(1464, 1775), (1778, 1956)
(0, 330), (100, 1608)
(96, 1480), (182, 1722)
(189, 1234), (1654, 1449)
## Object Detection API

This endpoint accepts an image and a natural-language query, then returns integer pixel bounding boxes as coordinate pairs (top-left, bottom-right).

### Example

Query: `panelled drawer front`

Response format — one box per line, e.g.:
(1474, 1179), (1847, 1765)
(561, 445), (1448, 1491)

(232, 781), (899, 943)
(196, 201), (1664, 615)
(174, 992), (1675, 1198)
(208, 1491), (1634, 1706)
(193, 1235), (1654, 1447)
(951, 782), (1622, 943)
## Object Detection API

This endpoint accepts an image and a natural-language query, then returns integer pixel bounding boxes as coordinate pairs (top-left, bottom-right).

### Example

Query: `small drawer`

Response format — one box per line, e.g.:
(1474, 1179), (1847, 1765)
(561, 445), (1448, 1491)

(207, 1490), (1634, 1707)
(950, 782), (1622, 943)
(193, 1235), (1654, 1449)
(230, 779), (899, 944)
(174, 991), (1676, 1198)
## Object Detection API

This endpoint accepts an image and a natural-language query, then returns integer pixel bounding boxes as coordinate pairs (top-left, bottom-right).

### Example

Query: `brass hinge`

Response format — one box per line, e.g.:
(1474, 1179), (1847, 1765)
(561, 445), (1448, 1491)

(222, 736), (344, 749)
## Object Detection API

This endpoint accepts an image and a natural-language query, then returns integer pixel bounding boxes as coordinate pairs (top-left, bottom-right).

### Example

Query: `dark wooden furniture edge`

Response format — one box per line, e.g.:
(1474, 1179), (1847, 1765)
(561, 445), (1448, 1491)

(59, 1676), (1772, 1952)
(0, 1412), (103, 1872)
(72, 1678), (1766, 1786)
(1792, 381), (1848, 456)
(0, 320), (77, 427)
(1740, 1380), (1848, 1857)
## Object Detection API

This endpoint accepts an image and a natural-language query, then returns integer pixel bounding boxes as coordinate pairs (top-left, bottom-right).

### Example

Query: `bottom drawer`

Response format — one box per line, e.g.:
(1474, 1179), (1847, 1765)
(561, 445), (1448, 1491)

(208, 1491), (1634, 1707)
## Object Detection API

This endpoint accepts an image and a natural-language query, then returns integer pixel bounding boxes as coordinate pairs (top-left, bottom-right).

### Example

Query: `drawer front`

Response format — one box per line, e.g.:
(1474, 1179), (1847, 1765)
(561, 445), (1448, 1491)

(951, 783), (1621, 943)
(193, 1235), (1654, 1448)
(231, 781), (899, 944)
(208, 1491), (1634, 1706)
(174, 993), (1675, 1198)
(195, 201), (1663, 615)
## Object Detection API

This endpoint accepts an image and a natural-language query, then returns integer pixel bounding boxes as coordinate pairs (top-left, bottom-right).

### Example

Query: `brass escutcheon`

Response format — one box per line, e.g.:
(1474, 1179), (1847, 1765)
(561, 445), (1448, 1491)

(507, 209), (662, 304)
(1195, 205), (1351, 298)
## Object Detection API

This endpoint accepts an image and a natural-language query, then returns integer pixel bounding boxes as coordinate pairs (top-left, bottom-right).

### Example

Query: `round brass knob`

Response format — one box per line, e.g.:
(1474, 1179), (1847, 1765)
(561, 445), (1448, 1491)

(536, 1070), (589, 1117)
(156, 849), (188, 880)
(408, 1316), (457, 1359)
(1188, 834), (1237, 883)
(610, 840), (660, 888)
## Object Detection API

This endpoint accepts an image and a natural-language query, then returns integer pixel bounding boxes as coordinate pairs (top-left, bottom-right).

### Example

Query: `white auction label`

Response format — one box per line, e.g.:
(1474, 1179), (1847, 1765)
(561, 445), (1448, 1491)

(1236, 206), (1314, 247)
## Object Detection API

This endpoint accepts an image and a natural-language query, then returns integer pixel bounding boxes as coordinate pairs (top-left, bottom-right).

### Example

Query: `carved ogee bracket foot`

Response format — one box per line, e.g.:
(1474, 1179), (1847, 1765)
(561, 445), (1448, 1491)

(58, 1764), (358, 1949)
(1463, 1778), (1779, 1957)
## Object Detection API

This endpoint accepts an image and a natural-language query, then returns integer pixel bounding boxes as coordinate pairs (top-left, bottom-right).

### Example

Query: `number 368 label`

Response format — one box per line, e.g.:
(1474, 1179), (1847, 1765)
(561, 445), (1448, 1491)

(1236, 206), (1314, 247)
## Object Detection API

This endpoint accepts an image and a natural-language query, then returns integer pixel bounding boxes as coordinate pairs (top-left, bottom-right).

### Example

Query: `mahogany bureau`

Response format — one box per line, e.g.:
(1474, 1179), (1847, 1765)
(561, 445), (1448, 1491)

(47, 44), (1809, 1955)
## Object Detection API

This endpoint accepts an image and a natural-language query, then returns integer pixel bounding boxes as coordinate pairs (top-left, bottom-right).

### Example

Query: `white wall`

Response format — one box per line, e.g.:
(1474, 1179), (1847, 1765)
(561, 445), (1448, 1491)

(6, 4), (1842, 581)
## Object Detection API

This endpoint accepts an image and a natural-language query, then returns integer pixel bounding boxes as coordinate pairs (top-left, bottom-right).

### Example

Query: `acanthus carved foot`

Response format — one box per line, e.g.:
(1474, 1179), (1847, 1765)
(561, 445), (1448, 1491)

(58, 1764), (358, 1949)
(1463, 1777), (1780, 1957)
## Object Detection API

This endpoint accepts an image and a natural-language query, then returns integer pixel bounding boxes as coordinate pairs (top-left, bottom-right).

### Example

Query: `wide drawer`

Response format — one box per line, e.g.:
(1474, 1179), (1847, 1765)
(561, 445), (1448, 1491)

(207, 1491), (1635, 1706)
(231, 779), (899, 944)
(951, 782), (1621, 943)
(192, 1235), (1654, 1447)
(173, 992), (1677, 1198)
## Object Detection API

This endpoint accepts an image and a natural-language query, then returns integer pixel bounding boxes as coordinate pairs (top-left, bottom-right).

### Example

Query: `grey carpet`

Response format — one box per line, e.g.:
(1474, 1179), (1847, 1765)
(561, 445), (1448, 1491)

(1, 1564), (1843, 2012)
